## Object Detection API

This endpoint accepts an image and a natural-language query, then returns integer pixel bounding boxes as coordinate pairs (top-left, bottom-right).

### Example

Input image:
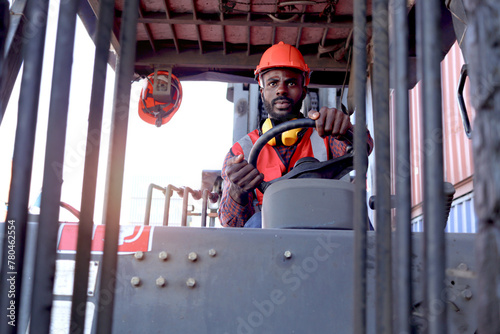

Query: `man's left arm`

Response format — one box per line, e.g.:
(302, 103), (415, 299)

(308, 107), (373, 156)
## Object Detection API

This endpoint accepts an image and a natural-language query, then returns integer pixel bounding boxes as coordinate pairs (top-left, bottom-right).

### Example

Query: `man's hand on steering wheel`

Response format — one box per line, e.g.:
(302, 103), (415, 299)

(225, 154), (264, 205)
(308, 107), (353, 138)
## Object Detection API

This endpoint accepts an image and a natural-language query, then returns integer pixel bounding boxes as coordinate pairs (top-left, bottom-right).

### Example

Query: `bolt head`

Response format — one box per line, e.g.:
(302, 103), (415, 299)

(284, 250), (292, 259)
(159, 251), (168, 261)
(188, 252), (198, 262)
(186, 278), (196, 288)
(462, 289), (473, 300)
(458, 263), (468, 271)
(208, 249), (217, 257)
(156, 276), (166, 287)
(134, 251), (144, 260)
(131, 276), (141, 287)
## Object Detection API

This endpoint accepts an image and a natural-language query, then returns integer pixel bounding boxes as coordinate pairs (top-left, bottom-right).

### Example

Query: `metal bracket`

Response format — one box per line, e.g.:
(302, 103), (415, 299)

(457, 64), (472, 139)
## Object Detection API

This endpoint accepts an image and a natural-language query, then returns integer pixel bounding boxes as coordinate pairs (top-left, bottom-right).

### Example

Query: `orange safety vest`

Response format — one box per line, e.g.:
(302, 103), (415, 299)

(232, 127), (329, 205)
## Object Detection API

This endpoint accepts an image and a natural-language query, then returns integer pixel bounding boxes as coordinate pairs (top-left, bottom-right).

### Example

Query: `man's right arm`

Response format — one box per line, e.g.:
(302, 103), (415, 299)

(218, 151), (264, 227)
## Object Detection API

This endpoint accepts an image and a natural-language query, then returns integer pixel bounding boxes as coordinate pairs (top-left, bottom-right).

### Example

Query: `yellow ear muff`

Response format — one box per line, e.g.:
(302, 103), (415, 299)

(261, 118), (302, 146)
(261, 118), (277, 146)
(282, 126), (302, 145)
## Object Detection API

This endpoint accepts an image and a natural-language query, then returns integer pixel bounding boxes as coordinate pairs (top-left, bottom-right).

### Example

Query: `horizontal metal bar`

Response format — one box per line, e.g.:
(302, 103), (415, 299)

(135, 49), (348, 72)
(132, 12), (363, 29)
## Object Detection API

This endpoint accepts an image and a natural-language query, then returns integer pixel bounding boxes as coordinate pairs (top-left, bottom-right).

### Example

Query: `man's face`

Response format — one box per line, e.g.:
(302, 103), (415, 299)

(260, 68), (307, 121)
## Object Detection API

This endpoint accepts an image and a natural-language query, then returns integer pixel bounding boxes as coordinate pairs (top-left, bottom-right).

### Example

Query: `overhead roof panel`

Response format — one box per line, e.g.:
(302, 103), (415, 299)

(80, 0), (456, 87)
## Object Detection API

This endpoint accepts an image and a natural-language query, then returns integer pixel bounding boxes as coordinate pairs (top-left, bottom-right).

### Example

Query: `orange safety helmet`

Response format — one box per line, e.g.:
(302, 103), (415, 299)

(138, 70), (183, 127)
(254, 41), (311, 86)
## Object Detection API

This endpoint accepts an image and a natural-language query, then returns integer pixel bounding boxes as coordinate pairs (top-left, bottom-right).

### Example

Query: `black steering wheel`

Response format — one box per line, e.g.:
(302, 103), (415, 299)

(248, 118), (354, 193)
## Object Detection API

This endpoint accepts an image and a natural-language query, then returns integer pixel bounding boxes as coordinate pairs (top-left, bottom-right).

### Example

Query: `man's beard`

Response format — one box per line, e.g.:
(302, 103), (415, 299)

(264, 96), (303, 122)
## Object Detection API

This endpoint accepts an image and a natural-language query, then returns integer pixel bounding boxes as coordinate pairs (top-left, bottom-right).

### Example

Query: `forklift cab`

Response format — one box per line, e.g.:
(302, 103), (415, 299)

(1, 0), (490, 333)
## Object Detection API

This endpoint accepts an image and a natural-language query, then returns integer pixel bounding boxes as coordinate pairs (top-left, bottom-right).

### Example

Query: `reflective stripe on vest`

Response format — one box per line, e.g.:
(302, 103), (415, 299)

(310, 130), (329, 161)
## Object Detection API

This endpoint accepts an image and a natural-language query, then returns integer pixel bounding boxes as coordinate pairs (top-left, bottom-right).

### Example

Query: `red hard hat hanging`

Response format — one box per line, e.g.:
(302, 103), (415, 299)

(138, 69), (183, 127)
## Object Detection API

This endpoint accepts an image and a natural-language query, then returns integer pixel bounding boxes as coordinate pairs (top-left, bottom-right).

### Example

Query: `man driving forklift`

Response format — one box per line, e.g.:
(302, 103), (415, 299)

(219, 42), (374, 228)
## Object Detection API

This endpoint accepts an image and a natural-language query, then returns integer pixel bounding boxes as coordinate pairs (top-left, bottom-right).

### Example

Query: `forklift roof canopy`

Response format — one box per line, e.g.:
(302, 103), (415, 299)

(78, 0), (458, 87)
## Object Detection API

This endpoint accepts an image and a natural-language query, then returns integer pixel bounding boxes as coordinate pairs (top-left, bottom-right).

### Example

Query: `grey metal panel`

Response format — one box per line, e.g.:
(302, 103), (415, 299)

(0, 223), (479, 332)
(262, 179), (355, 229)
(109, 227), (477, 334)
(232, 84), (251, 144)
(112, 227), (367, 334)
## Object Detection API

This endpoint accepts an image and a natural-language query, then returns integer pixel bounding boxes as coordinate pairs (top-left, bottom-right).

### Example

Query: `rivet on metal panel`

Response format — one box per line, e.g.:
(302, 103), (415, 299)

(284, 250), (292, 259)
(156, 276), (166, 287)
(134, 251), (144, 261)
(188, 252), (198, 262)
(131, 276), (141, 287)
(457, 263), (468, 271)
(208, 249), (217, 257)
(186, 278), (196, 288)
(159, 251), (168, 261)
(462, 289), (473, 300)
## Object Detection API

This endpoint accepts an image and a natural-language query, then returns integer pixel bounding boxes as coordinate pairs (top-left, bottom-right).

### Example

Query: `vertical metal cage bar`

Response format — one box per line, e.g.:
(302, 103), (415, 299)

(144, 183), (167, 225)
(352, 0), (368, 332)
(30, 0), (77, 330)
(181, 188), (189, 226)
(392, 0), (412, 332)
(0, 0), (8, 124)
(18, 223), (38, 334)
(0, 1), (49, 333)
(462, 1), (500, 332)
(372, 0), (393, 332)
(96, 0), (139, 332)
(415, 0), (428, 324)
(29, 0), (79, 332)
(201, 189), (209, 227)
(144, 183), (155, 225)
(0, 0), (27, 122)
(163, 185), (174, 226)
(420, 0), (446, 333)
(70, 0), (114, 330)
(0, 0), (7, 68)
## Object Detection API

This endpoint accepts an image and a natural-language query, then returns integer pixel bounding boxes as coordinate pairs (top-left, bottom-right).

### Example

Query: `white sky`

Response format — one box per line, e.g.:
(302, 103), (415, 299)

(0, 0), (234, 224)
